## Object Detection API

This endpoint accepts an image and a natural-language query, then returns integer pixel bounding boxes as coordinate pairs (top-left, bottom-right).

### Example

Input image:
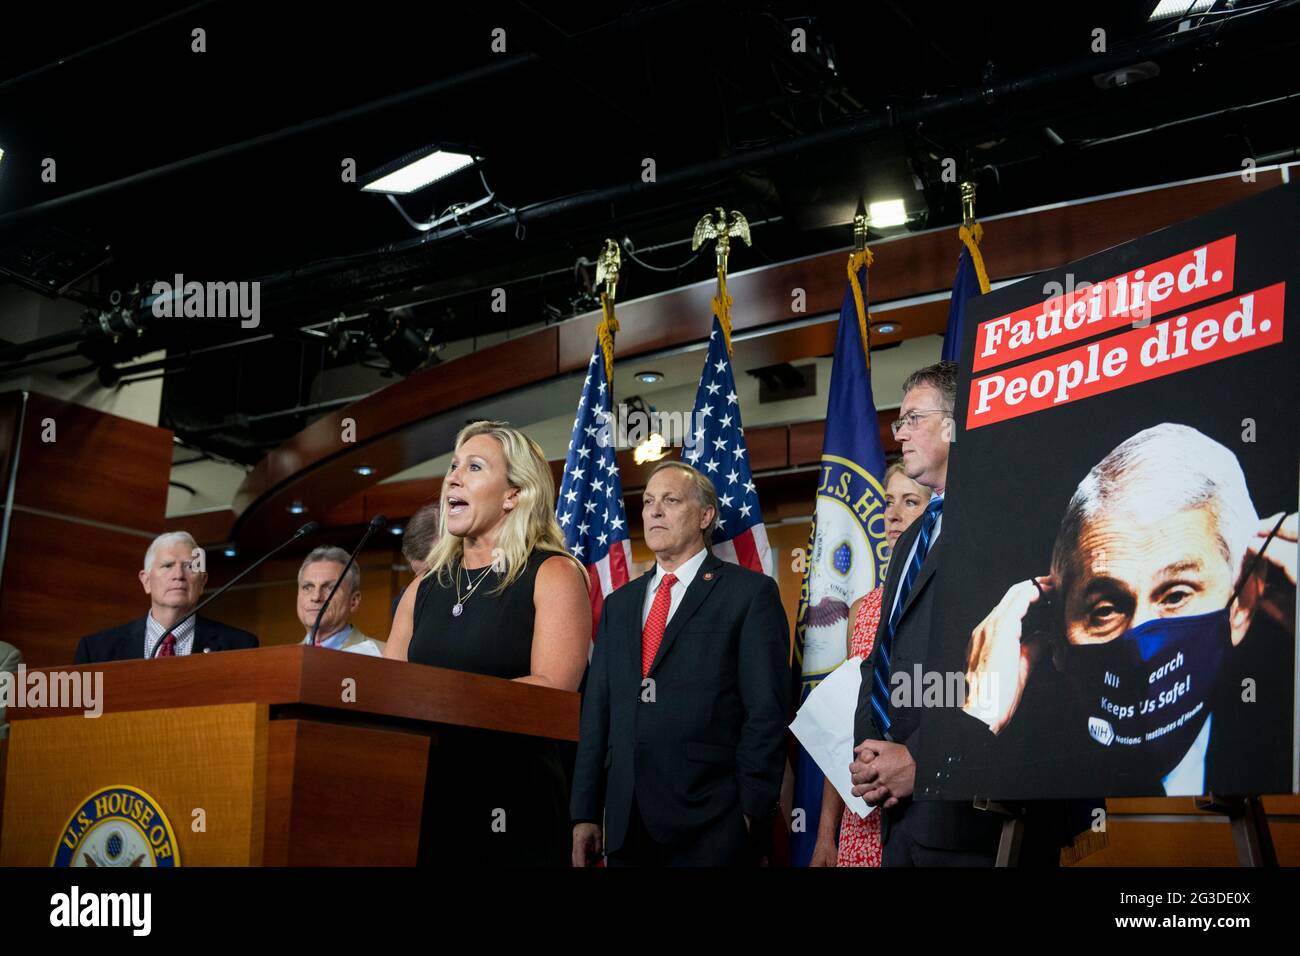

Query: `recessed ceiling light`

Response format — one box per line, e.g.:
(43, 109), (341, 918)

(389, 525), (404, 536)
(223, 546), (237, 557)
(873, 323), (899, 335)
(288, 502), (307, 515)
(635, 371), (664, 383)
(868, 199), (907, 228)
(355, 466), (375, 476)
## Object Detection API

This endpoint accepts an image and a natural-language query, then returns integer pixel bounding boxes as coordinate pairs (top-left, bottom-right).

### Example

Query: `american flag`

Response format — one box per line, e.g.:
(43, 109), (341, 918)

(682, 315), (773, 575)
(557, 340), (633, 640)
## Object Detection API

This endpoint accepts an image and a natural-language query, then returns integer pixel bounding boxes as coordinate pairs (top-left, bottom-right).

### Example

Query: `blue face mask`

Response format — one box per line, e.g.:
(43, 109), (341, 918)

(1062, 608), (1232, 777)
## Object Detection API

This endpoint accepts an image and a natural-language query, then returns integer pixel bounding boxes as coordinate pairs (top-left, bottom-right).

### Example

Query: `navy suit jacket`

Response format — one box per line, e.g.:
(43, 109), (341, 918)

(74, 615), (259, 664)
(854, 514), (1004, 852)
(570, 551), (791, 854)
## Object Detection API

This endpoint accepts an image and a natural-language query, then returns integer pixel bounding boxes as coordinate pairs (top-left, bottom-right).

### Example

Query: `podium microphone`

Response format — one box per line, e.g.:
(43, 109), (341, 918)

(308, 514), (387, 646)
(151, 521), (320, 658)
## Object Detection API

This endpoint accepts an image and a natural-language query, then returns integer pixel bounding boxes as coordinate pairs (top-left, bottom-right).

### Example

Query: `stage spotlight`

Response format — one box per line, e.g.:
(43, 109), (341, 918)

(868, 199), (907, 228)
(367, 309), (437, 376)
(361, 146), (475, 195)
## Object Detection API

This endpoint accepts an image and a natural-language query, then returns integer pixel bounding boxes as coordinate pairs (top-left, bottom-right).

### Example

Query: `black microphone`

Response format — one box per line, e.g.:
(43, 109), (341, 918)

(151, 521), (320, 658)
(308, 514), (387, 647)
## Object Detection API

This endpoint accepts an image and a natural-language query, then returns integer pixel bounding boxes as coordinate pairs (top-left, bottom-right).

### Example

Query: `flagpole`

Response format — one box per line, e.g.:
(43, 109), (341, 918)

(848, 197), (874, 368)
(691, 207), (752, 356)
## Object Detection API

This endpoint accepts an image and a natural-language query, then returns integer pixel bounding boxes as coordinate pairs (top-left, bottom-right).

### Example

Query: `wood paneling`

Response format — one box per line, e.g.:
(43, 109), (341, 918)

(0, 394), (173, 667)
(0, 511), (156, 667)
(0, 703), (268, 866)
(232, 331), (559, 550)
(8, 645), (581, 742)
(164, 508), (236, 543)
(263, 718), (428, 866)
(15, 393), (172, 529)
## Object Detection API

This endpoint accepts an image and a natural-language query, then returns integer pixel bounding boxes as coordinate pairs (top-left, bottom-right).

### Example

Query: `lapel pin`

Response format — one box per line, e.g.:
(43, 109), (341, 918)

(703, 572), (714, 581)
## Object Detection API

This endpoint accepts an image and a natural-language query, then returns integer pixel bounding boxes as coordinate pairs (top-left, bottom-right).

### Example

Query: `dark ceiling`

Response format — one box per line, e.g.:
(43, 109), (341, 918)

(1, 0), (1298, 463)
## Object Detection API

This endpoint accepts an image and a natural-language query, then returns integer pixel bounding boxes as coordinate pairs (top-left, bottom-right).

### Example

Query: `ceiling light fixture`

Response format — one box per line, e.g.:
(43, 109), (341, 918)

(867, 199), (907, 228)
(361, 146), (476, 195)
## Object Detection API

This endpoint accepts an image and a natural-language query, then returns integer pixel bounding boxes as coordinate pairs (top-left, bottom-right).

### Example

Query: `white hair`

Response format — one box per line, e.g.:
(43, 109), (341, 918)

(1051, 423), (1258, 589)
(143, 531), (200, 572)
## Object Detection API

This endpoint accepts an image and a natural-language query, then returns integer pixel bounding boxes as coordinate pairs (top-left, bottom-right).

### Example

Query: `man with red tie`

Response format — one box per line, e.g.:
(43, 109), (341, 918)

(75, 532), (258, 663)
(571, 461), (790, 866)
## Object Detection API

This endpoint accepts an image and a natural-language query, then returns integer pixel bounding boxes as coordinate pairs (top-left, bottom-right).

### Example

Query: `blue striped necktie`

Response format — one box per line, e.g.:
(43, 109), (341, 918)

(870, 496), (943, 735)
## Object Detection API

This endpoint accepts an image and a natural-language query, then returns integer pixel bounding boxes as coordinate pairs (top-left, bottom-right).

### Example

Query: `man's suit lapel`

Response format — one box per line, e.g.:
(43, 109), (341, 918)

(899, 532), (942, 621)
(191, 617), (214, 655)
(118, 616), (149, 661)
(648, 553), (722, 676)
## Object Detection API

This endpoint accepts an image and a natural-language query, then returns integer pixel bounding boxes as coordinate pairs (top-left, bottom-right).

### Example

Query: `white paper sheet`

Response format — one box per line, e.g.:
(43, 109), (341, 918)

(789, 656), (874, 819)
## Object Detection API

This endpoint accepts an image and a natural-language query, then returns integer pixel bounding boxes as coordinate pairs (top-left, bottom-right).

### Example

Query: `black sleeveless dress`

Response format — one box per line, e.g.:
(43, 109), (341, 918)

(408, 548), (570, 866)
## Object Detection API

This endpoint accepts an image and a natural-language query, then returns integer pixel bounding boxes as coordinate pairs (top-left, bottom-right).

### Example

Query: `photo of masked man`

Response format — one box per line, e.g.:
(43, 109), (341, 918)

(962, 422), (1297, 796)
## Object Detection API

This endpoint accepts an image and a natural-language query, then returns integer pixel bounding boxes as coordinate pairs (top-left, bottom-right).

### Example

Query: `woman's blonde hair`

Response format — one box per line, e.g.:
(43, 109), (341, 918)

(883, 459), (931, 499)
(424, 420), (586, 593)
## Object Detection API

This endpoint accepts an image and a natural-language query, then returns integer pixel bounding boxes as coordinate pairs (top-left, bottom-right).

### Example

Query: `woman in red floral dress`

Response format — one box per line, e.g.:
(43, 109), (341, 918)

(809, 462), (931, 867)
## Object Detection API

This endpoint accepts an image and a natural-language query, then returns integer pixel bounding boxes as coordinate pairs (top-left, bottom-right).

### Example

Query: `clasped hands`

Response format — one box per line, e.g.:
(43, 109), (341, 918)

(849, 740), (915, 808)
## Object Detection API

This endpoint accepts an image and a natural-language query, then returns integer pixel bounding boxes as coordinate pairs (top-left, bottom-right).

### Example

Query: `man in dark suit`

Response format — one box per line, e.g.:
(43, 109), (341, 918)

(571, 460), (790, 866)
(851, 362), (1004, 866)
(75, 531), (258, 663)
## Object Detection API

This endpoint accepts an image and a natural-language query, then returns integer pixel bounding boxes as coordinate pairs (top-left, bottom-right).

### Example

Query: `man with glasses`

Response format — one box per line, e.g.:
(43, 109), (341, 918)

(849, 361), (1004, 865)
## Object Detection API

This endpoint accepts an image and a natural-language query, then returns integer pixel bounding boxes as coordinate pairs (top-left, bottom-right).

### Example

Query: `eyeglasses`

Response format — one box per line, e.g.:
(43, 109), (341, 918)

(889, 408), (951, 437)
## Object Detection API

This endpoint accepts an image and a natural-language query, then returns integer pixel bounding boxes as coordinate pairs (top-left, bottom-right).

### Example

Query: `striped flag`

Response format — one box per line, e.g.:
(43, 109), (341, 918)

(681, 314), (773, 575)
(557, 320), (632, 641)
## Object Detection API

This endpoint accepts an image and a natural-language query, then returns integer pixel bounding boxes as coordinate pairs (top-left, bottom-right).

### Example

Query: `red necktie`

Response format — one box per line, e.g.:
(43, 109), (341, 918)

(157, 633), (176, 657)
(641, 573), (678, 678)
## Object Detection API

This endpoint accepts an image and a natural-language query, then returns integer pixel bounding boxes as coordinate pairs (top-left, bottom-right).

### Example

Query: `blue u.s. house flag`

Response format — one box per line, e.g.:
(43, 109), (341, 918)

(941, 222), (991, 363)
(791, 250), (889, 866)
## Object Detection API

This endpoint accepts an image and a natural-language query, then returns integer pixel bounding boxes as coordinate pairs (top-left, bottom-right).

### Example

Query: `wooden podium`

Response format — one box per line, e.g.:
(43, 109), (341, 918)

(0, 646), (579, 866)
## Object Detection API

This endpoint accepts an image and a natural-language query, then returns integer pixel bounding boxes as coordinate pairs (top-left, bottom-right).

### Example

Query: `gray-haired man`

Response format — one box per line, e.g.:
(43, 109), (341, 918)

(298, 546), (386, 656)
(74, 531), (259, 662)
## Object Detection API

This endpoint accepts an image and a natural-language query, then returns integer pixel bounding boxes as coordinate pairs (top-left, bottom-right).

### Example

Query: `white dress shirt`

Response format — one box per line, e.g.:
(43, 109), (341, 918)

(641, 546), (710, 629)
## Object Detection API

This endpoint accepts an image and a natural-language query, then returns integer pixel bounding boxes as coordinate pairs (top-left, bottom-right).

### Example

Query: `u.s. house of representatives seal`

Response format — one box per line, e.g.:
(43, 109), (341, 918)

(797, 455), (889, 686)
(52, 785), (180, 867)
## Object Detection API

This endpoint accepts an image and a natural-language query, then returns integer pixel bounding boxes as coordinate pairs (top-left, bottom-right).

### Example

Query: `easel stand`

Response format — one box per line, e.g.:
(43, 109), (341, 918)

(1195, 794), (1277, 867)
(974, 798), (1026, 867)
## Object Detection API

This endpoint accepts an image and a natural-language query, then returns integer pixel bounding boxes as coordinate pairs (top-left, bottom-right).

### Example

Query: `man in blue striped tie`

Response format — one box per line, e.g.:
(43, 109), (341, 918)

(850, 362), (1003, 866)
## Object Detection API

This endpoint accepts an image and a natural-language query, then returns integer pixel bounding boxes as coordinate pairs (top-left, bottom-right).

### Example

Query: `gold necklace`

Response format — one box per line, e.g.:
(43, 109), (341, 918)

(452, 562), (495, 617)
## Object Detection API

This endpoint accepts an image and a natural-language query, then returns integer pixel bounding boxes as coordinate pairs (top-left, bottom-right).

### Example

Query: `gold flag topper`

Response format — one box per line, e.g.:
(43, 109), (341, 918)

(594, 239), (621, 382)
(691, 208), (751, 354)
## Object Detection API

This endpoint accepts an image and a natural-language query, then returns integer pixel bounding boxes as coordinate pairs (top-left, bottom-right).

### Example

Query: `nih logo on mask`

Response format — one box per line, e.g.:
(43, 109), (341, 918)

(1088, 716), (1115, 746)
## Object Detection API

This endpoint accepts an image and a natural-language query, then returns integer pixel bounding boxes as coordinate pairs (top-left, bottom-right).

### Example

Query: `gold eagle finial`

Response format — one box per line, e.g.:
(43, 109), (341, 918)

(692, 207), (752, 275)
(595, 239), (621, 302)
